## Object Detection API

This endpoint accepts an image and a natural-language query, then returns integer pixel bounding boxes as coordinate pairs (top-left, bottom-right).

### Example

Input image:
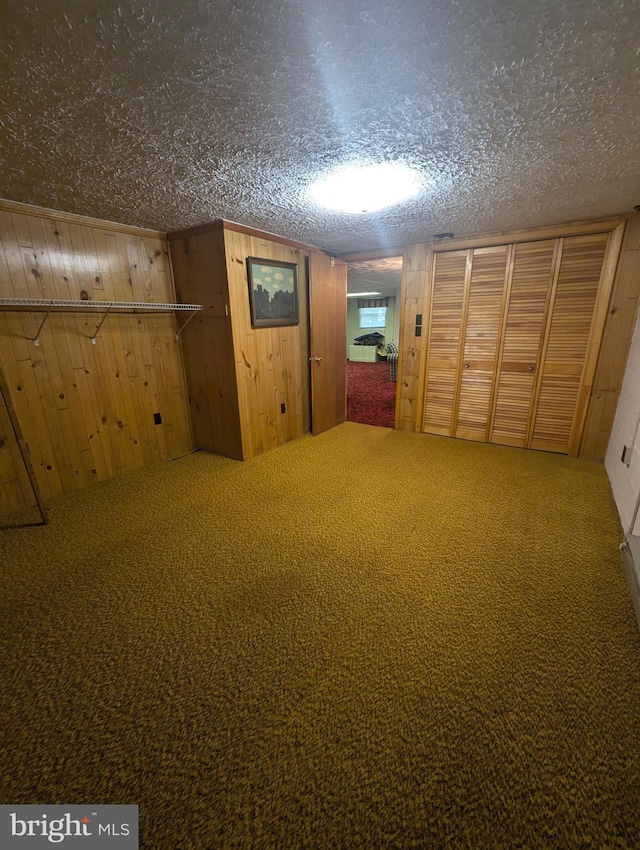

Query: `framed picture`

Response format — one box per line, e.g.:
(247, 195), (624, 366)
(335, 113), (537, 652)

(246, 257), (299, 328)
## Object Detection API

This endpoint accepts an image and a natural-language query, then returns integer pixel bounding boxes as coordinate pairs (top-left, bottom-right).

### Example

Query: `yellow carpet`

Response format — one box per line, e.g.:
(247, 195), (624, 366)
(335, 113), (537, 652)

(2, 422), (640, 848)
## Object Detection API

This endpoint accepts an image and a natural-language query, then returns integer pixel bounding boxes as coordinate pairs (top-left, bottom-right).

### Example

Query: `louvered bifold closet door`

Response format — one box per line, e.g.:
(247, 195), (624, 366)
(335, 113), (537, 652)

(489, 240), (557, 448)
(529, 233), (609, 454)
(455, 246), (509, 441)
(422, 250), (468, 435)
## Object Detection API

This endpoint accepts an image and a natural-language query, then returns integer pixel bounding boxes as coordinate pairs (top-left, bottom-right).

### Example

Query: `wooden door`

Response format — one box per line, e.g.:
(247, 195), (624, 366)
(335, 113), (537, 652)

(455, 246), (509, 441)
(489, 239), (558, 448)
(421, 231), (617, 456)
(423, 250), (468, 435)
(423, 246), (509, 442)
(529, 233), (610, 454)
(308, 252), (347, 436)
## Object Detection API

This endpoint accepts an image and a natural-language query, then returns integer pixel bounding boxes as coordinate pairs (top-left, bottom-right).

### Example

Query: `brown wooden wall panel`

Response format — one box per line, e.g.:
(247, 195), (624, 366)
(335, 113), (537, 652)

(396, 243), (430, 432)
(0, 392), (34, 515)
(223, 229), (310, 460)
(422, 250), (467, 435)
(580, 215), (640, 459)
(168, 230), (243, 459)
(0, 208), (193, 513)
(456, 246), (508, 440)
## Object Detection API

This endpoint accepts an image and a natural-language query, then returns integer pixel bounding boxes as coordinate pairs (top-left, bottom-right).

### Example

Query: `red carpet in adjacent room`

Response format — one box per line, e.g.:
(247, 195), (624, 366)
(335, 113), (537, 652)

(347, 360), (396, 428)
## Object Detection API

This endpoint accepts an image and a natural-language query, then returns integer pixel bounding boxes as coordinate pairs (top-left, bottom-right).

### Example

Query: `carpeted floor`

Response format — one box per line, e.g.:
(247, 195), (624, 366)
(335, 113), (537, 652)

(347, 360), (396, 427)
(2, 423), (640, 848)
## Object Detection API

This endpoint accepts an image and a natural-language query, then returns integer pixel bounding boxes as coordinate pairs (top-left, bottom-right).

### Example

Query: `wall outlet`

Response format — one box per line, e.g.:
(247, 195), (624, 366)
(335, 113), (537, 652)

(153, 412), (162, 425)
(622, 445), (632, 466)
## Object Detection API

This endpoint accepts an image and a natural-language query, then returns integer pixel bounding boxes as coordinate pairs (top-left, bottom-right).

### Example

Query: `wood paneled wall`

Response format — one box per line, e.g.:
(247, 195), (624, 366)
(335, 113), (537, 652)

(0, 203), (193, 517)
(396, 243), (429, 431)
(223, 229), (310, 460)
(0, 368), (35, 516)
(581, 215), (640, 458)
(168, 229), (243, 459)
(392, 216), (634, 460)
(169, 223), (311, 461)
(3, 201), (635, 519)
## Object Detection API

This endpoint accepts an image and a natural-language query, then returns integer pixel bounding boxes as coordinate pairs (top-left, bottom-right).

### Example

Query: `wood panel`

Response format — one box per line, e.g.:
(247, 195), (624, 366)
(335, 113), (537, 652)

(490, 239), (557, 447)
(455, 246), (509, 441)
(580, 216), (640, 459)
(168, 230), (242, 459)
(0, 383), (34, 515)
(396, 243), (430, 432)
(0, 208), (193, 514)
(0, 358), (47, 523)
(530, 233), (609, 453)
(168, 217), (321, 253)
(223, 229), (310, 460)
(417, 216), (624, 255)
(0, 197), (165, 239)
(422, 250), (468, 435)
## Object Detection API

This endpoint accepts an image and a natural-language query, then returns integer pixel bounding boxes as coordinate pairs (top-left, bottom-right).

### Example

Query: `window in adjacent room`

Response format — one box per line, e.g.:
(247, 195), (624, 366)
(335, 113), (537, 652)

(359, 306), (387, 328)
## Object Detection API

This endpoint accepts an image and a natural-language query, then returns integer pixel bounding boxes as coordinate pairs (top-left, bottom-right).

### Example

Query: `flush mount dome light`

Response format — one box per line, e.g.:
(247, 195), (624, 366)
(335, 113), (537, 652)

(307, 162), (422, 214)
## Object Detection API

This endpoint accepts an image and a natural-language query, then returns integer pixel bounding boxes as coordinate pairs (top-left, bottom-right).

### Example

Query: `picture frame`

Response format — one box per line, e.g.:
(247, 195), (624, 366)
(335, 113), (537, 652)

(246, 257), (299, 328)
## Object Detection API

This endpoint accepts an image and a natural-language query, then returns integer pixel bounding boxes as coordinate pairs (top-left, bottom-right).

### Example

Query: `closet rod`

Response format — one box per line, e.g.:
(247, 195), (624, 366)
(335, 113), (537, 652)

(0, 298), (204, 345)
(0, 297), (202, 311)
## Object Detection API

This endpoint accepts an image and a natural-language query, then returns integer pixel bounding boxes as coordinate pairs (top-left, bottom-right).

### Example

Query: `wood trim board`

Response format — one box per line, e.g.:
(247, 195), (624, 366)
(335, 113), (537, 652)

(0, 198), (166, 239)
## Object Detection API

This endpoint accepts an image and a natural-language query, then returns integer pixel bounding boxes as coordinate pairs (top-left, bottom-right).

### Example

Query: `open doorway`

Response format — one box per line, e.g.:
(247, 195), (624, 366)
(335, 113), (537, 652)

(346, 257), (403, 428)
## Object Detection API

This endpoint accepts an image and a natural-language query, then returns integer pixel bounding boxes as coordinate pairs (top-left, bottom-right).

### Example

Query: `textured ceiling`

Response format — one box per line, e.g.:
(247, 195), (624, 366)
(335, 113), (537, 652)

(347, 257), (403, 297)
(1, 0), (639, 253)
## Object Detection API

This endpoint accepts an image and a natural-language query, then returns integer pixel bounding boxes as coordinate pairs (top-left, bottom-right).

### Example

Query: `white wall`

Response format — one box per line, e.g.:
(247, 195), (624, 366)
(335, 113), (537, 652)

(605, 305), (640, 533)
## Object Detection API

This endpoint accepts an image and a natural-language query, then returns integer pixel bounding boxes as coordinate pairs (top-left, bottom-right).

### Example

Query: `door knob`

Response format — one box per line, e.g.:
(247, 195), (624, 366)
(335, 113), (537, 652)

(527, 364), (534, 372)
(310, 355), (322, 363)
(463, 362), (470, 369)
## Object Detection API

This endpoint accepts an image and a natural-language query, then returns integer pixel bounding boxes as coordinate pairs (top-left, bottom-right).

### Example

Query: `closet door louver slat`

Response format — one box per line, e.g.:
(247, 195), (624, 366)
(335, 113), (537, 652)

(530, 233), (609, 454)
(422, 250), (468, 436)
(455, 246), (509, 442)
(490, 239), (557, 448)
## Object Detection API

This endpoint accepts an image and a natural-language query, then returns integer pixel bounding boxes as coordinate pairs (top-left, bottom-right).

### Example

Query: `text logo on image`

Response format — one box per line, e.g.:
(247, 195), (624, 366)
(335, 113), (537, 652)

(1, 805), (138, 848)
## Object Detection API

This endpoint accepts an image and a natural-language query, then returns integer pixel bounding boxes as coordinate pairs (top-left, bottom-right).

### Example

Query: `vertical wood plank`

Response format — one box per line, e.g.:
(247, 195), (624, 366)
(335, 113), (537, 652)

(0, 207), (193, 516)
(396, 244), (428, 432)
(580, 216), (640, 459)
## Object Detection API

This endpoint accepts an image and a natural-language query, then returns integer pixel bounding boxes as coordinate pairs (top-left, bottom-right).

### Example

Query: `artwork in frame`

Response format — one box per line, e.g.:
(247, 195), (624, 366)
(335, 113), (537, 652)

(246, 257), (299, 328)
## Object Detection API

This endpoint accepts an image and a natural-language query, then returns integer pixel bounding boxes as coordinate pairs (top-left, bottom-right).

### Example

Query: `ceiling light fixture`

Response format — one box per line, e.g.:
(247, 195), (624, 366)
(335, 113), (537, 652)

(308, 162), (423, 214)
(346, 291), (382, 297)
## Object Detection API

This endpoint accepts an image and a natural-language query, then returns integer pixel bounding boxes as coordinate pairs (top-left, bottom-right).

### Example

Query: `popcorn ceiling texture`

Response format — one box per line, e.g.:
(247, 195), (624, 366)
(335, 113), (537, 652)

(1, 0), (639, 252)
(348, 258), (403, 297)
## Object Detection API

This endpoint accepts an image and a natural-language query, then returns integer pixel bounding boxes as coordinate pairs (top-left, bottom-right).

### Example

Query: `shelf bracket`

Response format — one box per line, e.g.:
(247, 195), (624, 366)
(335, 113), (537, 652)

(33, 307), (53, 346)
(176, 309), (198, 340)
(91, 306), (112, 344)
